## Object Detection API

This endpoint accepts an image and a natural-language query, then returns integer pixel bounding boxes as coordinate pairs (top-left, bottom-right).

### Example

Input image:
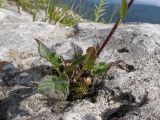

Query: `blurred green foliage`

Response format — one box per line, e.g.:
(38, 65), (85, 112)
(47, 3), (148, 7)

(94, 0), (108, 22)
(13, 0), (79, 26)
(0, 0), (4, 8)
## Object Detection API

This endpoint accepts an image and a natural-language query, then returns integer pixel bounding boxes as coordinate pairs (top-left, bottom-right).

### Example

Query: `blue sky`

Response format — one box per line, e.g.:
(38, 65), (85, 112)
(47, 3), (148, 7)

(136, 0), (160, 6)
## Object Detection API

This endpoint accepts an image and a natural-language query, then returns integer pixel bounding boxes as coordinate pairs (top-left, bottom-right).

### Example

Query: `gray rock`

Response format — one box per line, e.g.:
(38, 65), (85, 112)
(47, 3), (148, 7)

(0, 61), (19, 85)
(1, 3), (160, 120)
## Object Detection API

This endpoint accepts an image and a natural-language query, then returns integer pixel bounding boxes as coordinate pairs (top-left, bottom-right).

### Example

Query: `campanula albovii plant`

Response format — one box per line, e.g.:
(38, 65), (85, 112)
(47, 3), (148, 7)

(36, 0), (135, 101)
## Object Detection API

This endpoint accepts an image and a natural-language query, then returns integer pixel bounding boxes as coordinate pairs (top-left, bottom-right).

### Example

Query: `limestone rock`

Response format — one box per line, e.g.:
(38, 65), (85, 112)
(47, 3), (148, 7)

(0, 3), (160, 120)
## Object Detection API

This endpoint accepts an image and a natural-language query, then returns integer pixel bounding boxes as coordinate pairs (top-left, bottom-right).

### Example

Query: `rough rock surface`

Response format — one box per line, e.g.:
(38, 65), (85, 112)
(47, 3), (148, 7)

(1, 4), (160, 120)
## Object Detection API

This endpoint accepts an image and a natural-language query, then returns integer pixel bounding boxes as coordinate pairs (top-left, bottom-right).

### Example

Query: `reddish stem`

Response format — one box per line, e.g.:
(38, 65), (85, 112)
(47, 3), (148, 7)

(96, 0), (135, 57)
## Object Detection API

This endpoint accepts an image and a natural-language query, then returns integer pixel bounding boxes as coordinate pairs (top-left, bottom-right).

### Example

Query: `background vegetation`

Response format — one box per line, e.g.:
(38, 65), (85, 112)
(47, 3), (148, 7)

(9, 0), (119, 25)
(57, 0), (160, 24)
(0, 0), (4, 7)
(11, 0), (80, 26)
(2, 0), (160, 24)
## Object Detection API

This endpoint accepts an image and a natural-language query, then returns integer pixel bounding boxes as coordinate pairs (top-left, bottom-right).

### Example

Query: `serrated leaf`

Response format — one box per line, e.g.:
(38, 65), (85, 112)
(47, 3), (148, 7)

(35, 39), (62, 67)
(91, 62), (109, 75)
(83, 47), (96, 70)
(119, 0), (128, 21)
(48, 53), (62, 67)
(38, 74), (69, 100)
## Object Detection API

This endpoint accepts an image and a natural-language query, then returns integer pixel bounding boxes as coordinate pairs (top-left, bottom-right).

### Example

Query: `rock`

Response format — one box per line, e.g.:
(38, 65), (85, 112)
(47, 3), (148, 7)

(0, 3), (74, 70)
(53, 41), (83, 61)
(0, 61), (19, 86)
(7, 92), (53, 120)
(1, 2), (160, 120)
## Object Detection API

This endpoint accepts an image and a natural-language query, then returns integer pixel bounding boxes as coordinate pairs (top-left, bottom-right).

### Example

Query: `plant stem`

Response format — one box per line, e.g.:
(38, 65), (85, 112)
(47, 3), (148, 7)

(96, 0), (135, 57)
(75, 69), (85, 81)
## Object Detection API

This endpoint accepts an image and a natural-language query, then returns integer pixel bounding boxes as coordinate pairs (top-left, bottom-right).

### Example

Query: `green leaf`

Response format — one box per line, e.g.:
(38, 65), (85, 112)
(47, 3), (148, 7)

(35, 39), (62, 67)
(94, 0), (108, 22)
(35, 39), (49, 57)
(38, 74), (69, 100)
(91, 62), (109, 75)
(119, 0), (128, 21)
(48, 53), (62, 67)
(72, 55), (86, 65)
(83, 47), (96, 70)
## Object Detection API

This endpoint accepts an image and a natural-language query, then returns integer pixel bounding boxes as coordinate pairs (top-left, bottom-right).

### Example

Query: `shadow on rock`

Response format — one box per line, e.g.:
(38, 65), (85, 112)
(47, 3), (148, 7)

(102, 93), (149, 120)
(0, 61), (51, 120)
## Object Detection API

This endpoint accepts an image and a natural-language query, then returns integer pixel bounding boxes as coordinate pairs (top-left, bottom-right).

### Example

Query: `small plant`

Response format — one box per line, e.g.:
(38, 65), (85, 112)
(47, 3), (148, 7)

(47, 0), (80, 26)
(13, 0), (47, 21)
(94, 0), (108, 22)
(36, 0), (134, 101)
(15, 0), (34, 13)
